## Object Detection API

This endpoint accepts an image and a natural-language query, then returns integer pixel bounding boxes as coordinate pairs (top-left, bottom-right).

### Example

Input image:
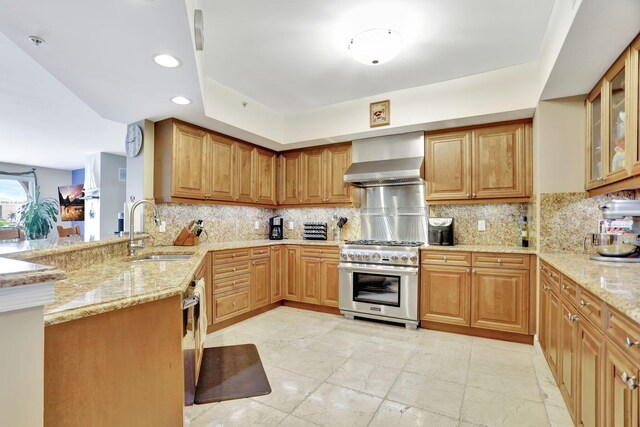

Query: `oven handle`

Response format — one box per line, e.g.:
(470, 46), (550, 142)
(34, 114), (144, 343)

(338, 263), (418, 275)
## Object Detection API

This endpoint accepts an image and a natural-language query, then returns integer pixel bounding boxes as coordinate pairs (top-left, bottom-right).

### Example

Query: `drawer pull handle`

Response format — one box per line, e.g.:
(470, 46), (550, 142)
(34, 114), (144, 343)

(562, 284), (568, 290)
(567, 314), (579, 322)
(543, 285), (551, 291)
(579, 300), (590, 307)
(622, 372), (639, 390)
(624, 337), (640, 348)
(541, 265), (546, 271)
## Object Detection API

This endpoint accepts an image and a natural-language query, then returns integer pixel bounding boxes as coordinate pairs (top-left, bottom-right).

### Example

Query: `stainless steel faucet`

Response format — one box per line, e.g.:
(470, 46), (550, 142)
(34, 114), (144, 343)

(128, 199), (161, 256)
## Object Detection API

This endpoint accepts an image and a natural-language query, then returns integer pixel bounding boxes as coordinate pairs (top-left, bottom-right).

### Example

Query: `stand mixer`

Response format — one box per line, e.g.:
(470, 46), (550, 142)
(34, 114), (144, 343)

(588, 200), (640, 263)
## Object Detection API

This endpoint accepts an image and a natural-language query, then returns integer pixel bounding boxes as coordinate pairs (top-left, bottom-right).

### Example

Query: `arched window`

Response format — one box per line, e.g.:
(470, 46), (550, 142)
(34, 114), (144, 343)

(0, 175), (35, 226)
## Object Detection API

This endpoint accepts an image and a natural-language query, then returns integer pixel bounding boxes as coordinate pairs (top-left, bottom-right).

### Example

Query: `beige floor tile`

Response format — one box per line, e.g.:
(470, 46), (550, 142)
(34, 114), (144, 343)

(413, 335), (472, 360)
(369, 400), (459, 427)
(184, 402), (217, 426)
(273, 346), (348, 381)
(292, 383), (382, 427)
(387, 371), (465, 419)
(204, 329), (264, 348)
(190, 399), (287, 427)
(251, 366), (322, 413)
(278, 415), (320, 426)
(538, 376), (566, 408)
(461, 386), (550, 427)
(473, 336), (536, 354)
(327, 359), (400, 397)
(404, 352), (469, 384)
(546, 403), (574, 427)
(466, 370), (542, 402)
(349, 341), (416, 370)
(470, 346), (535, 376)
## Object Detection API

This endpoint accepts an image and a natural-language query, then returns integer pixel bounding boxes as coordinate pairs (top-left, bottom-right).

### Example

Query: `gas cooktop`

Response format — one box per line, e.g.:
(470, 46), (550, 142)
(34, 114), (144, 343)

(344, 240), (424, 247)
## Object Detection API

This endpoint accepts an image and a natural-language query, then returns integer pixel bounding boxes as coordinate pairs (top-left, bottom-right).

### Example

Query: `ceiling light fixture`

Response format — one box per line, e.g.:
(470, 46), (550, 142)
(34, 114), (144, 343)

(28, 35), (45, 47)
(170, 96), (192, 105)
(153, 54), (182, 68)
(348, 28), (402, 66)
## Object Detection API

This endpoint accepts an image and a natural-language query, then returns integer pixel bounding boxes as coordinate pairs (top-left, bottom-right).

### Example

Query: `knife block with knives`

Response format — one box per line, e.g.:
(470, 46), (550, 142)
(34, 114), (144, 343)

(174, 220), (204, 246)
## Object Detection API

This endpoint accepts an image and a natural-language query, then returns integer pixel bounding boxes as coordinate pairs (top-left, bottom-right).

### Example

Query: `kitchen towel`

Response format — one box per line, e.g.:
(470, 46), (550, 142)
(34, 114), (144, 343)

(193, 278), (207, 350)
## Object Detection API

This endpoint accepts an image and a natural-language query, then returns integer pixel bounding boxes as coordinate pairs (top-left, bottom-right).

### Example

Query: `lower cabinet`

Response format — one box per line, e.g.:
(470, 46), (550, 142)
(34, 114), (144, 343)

(559, 297), (579, 420)
(420, 265), (471, 326)
(320, 258), (340, 307)
(270, 246), (284, 303)
(542, 281), (561, 380)
(299, 249), (340, 306)
(576, 316), (604, 427)
(300, 256), (322, 304)
(251, 257), (271, 309)
(284, 246), (301, 300)
(213, 288), (252, 323)
(604, 342), (640, 427)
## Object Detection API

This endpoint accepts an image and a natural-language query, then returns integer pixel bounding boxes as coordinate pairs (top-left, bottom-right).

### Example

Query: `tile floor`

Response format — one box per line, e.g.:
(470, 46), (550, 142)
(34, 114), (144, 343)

(184, 306), (572, 427)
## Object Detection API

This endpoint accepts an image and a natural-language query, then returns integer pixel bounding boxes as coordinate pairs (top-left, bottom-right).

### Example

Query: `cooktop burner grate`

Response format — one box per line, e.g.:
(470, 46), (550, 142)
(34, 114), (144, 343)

(344, 240), (424, 247)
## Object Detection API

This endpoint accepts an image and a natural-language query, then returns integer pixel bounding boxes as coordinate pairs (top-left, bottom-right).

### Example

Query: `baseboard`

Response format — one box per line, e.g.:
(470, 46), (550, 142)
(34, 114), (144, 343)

(282, 300), (341, 315)
(422, 321), (534, 345)
(207, 302), (281, 333)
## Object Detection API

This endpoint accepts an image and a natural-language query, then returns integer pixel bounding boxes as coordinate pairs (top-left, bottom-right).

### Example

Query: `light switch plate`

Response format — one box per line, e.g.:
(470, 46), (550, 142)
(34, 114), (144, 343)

(159, 221), (166, 233)
(254, 221), (260, 230)
(478, 220), (486, 231)
(288, 221), (294, 230)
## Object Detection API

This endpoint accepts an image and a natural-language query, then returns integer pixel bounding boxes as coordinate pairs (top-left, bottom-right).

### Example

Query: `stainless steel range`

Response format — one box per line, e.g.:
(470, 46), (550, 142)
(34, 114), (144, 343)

(339, 240), (422, 329)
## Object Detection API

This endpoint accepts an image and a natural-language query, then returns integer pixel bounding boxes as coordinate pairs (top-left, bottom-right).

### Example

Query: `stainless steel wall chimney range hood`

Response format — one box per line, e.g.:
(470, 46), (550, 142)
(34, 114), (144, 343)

(343, 131), (425, 187)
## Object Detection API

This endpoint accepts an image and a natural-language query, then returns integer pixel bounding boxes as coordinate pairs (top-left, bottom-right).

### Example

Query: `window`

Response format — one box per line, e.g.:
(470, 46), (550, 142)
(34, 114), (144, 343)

(0, 175), (35, 226)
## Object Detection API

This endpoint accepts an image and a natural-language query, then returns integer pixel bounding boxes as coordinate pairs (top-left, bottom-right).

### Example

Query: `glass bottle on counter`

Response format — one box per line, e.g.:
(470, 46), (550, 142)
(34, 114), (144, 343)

(518, 216), (529, 248)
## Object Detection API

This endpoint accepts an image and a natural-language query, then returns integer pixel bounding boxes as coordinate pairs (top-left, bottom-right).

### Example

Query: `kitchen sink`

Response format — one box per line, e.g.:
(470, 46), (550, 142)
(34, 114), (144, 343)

(128, 253), (193, 262)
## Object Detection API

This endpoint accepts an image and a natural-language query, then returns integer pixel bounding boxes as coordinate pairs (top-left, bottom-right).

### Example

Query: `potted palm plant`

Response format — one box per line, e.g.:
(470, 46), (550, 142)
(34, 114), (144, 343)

(18, 186), (59, 240)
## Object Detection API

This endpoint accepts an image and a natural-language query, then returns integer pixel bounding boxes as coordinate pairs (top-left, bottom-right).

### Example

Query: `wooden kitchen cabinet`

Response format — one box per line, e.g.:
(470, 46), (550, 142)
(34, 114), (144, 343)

(299, 247), (340, 307)
(324, 144), (352, 203)
(271, 246), (284, 303)
(604, 342), (640, 426)
(586, 85), (605, 189)
(546, 283), (562, 380)
(255, 147), (277, 205)
(235, 142), (255, 203)
(209, 134), (237, 201)
(320, 258), (340, 307)
(301, 148), (326, 204)
(251, 257), (271, 309)
(425, 120), (532, 204)
(284, 246), (301, 300)
(279, 151), (303, 204)
(420, 264), (471, 326)
(470, 267), (529, 334)
(425, 131), (472, 201)
(559, 297), (580, 420)
(300, 256), (322, 304)
(576, 315), (604, 427)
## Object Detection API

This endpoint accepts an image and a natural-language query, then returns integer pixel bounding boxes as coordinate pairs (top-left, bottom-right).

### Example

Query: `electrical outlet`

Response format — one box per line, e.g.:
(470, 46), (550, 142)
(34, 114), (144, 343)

(478, 220), (486, 231)
(254, 221), (260, 230)
(288, 221), (294, 230)
(159, 221), (166, 233)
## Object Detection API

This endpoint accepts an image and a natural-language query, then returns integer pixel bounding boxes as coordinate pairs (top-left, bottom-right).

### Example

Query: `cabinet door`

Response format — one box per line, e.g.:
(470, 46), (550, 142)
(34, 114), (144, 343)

(576, 317), (604, 427)
(301, 149), (325, 204)
(300, 256), (321, 304)
(324, 145), (351, 204)
(320, 258), (340, 307)
(559, 298), (579, 420)
(471, 267), (529, 334)
(472, 124), (527, 199)
(547, 287), (561, 381)
(604, 342), (639, 427)
(251, 257), (271, 309)
(420, 265), (470, 326)
(631, 39), (640, 176)
(586, 85), (605, 189)
(425, 131), (472, 201)
(284, 246), (300, 300)
(255, 148), (277, 205)
(236, 142), (255, 203)
(270, 246), (284, 303)
(540, 280), (549, 354)
(209, 134), (236, 201)
(279, 152), (303, 205)
(603, 50), (631, 184)
(172, 123), (209, 199)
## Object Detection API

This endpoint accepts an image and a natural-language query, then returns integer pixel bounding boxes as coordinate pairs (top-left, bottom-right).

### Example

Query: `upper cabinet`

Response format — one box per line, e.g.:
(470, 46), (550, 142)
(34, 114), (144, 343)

(586, 33), (640, 195)
(425, 121), (532, 204)
(279, 143), (352, 206)
(154, 119), (277, 206)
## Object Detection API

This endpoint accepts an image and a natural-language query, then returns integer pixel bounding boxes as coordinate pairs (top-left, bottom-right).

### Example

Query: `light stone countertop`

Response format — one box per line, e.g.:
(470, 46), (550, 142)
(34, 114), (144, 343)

(42, 239), (340, 326)
(0, 234), (133, 260)
(0, 257), (66, 289)
(420, 244), (536, 254)
(538, 252), (640, 325)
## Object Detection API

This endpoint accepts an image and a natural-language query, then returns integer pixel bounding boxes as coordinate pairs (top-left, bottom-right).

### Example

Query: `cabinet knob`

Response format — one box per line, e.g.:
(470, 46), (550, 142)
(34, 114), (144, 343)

(624, 337), (640, 348)
(497, 258), (503, 263)
(233, 267), (236, 272)
(443, 256), (448, 262)
(562, 284), (569, 290)
(233, 301), (237, 307)
(472, 193), (477, 198)
(567, 314), (579, 322)
(543, 285), (551, 291)
(472, 269), (476, 274)
(579, 300), (590, 307)
(621, 372), (639, 390)
(232, 254), (236, 258)
(540, 265), (546, 271)
(467, 268), (471, 273)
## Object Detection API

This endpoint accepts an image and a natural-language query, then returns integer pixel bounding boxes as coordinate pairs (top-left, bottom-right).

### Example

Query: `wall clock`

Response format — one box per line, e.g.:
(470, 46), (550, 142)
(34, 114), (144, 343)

(125, 125), (143, 158)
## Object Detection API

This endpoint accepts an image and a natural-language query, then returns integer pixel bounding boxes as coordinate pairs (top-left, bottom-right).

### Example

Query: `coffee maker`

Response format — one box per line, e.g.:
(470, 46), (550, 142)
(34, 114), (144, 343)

(269, 216), (284, 240)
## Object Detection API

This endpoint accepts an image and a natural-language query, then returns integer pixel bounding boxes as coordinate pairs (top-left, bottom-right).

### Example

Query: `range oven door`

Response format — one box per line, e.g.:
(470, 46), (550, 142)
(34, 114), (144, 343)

(338, 263), (418, 322)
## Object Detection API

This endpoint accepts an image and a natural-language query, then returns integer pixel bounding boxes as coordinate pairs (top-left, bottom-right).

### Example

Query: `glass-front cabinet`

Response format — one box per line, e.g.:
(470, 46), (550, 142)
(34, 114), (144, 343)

(586, 86), (603, 189)
(603, 49), (631, 183)
(632, 38), (640, 176)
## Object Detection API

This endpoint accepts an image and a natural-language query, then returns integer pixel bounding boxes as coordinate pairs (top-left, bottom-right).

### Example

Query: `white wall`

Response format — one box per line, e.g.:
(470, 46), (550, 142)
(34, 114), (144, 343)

(0, 161), (71, 236)
(125, 120), (155, 232)
(534, 96), (586, 193)
(99, 153), (127, 237)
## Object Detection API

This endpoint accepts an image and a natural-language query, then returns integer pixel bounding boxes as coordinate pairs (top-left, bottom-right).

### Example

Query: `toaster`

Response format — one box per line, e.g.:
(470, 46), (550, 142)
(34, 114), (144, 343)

(428, 218), (455, 246)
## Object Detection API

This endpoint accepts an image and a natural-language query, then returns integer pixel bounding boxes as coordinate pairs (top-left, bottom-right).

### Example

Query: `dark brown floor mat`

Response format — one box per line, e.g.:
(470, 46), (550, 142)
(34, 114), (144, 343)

(194, 344), (271, 404)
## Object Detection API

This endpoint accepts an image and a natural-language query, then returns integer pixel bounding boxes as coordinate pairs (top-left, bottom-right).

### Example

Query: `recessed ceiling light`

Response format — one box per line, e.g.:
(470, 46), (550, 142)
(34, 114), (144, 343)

(153, 54), (182, 68)
(348, 28), (403, 65)
(170, 96), (192, 105)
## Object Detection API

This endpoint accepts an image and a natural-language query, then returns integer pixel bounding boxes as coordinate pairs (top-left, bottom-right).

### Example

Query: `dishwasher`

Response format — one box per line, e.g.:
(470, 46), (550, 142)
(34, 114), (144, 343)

(182, 278), (205, 406)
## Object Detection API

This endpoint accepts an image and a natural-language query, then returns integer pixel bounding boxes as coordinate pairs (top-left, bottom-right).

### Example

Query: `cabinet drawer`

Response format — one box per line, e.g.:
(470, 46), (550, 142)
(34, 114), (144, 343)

(421, 251), (471, 266)
(213, 261), (251, 280)
(212, 249), (251, 265)
(213, 273), (250, 294)
(539, 261), (561, 289)
(300, 246), (339, 258)
(576, 288), (605, 331)
(560, 276), (579, 302)
(250, 247), (270, 258)
(213, 288), (251, 323)
(607, 306), (640, 362)
(472, 253), (529, 270)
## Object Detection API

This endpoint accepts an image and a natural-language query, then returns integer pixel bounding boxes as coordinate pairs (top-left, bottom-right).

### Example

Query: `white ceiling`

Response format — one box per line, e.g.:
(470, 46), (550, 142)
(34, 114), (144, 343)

(203, 0), (556, 113)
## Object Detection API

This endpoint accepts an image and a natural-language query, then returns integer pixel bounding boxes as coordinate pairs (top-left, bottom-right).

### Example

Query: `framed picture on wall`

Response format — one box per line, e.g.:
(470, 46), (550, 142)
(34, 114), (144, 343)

(58, 184), (85, 221)
(370, 99), (390, 127)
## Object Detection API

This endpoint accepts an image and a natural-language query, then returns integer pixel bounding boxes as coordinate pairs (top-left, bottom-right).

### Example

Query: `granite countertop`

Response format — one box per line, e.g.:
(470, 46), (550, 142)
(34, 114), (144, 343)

(42, 239), (340, 326)
(420, 244), (536, 254)
(0, 257), (66, 289)
(0, 234), (133, 260)
(539, 252), (640, 325)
